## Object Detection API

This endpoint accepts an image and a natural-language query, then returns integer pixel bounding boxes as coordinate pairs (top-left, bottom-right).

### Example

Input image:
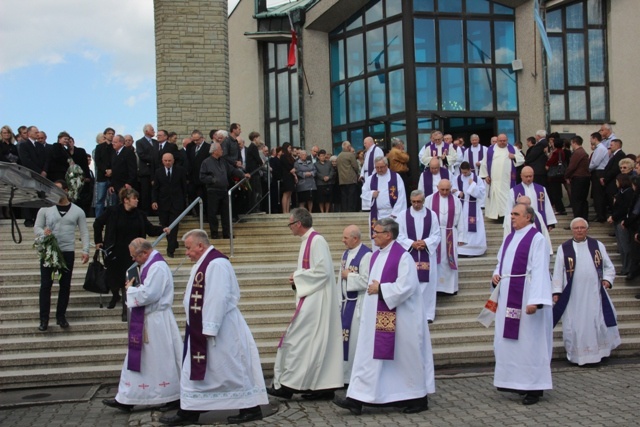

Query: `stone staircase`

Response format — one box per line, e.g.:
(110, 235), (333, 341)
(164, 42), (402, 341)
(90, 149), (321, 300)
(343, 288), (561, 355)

(1, 211), (639, 390)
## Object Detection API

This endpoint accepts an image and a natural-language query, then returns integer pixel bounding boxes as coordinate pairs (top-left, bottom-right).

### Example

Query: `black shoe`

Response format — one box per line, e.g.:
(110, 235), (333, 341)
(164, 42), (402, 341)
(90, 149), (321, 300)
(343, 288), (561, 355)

(635, 294), (640, 299)
(626, 273), (636, 281)
(159, 411), (199, 426)
(227, 406), (262, 424)
(56, 318), (69, 328)
(522, 394), (540, 405)
(333, 397), (362, 415)
(24, 219), (34, 227)
(402, 403), (429, 414)
(157, 400), (180, 412)
(102, 398), (133, 412)
(167, 252), (175, 258)
(211, 233), (220, 240)
(266, 386), (293, 399)
(107, 294), (121, 309)
(609, 232), (616, 237)
(38, 321), (48, 332)
(301, 390), (335, 400)
(563, 226), (571, 230)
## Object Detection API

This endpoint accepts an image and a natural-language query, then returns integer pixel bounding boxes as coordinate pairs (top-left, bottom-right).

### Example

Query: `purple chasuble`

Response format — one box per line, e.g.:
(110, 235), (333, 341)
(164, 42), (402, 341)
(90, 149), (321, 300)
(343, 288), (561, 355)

(278, 231), (318, 348)
(499, 227), (538, 340)
(369, 171), (399, 238)
(127, 251), (165, 372)
(512, 183), (549, 226)
(553, 238), (617, 327)
(369, 241), (406, 360)
(466, 146), (484, 173)
(457, 173), (478, 233)
(405, 208), (432, 282)
(340, 244), (372, 361)
(432, 194), (457, 270)
(421, 167), (449, 197)
(487, 144), (516, 188)
(188, 248), (228, 381)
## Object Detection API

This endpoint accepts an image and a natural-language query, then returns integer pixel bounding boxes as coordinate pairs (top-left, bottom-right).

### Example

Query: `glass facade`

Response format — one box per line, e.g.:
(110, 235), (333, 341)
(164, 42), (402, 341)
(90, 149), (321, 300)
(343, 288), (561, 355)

(329, 0), (518, 153)
(547, 0), (608, 122)
(264, 43), (300, 147)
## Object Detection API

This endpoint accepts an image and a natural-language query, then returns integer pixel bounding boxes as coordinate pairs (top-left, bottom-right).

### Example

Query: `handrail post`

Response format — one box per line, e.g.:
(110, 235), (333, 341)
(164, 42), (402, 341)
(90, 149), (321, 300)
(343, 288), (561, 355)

(228, 188), (235, 257)
(267, 161), (271, 214)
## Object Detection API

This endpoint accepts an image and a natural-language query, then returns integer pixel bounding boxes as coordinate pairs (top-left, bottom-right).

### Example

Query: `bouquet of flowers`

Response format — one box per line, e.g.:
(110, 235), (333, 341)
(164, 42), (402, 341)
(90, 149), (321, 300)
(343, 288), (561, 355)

(231, 175), (252, 192)
(66, 159), (84, 201)
(34, 234), (68, 279)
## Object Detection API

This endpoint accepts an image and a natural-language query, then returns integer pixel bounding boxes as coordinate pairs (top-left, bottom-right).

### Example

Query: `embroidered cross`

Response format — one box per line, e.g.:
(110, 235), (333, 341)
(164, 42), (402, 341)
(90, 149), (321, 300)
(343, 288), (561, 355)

(191, 291), (202, 302)
(594, 250), (602, 268)
(190, 302), (201, 313)
(125, 381), (131, 387)
(193, 272), (204, 289)
(567, 257), (575, 277)
(159, 381), (170, 388)
(138, 383), (149, 390)
(538, 191), (545, 212)
(343, 328), (349, 342)
(469, 216), (476, 224)
(193, 352), (205, 363)
(390, 186), (397, 201)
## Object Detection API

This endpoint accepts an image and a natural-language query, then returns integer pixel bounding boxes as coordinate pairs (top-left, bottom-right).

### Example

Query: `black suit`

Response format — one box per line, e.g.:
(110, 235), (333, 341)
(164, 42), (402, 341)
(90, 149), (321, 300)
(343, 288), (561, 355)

(157, 142), (183, 167)
(152, 165), (187, 254)
(525, 139), (548, 186)
(110, 148), (138, 195)
(135, 137), (158, 214)
(17, 140), (48, 222)
(185, 142), (211, 210)
(245, 142), (264, 210)
(603, 149), (626, 209)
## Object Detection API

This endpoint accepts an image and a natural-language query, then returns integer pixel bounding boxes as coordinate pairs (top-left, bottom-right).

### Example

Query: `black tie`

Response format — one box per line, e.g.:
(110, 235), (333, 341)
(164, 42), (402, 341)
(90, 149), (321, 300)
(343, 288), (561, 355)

(167, 169), (171, 180)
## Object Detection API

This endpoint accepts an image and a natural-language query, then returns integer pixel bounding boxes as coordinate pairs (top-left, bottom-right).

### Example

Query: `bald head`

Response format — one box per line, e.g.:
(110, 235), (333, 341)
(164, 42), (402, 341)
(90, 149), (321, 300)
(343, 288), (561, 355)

(517, 195), (532, 207)
(364, 136), (374, 150)
(429, 158), (440, 174)
(437, 179), (452, 197)
(520, 166), (534, 185)
(342, 225), (362, 250)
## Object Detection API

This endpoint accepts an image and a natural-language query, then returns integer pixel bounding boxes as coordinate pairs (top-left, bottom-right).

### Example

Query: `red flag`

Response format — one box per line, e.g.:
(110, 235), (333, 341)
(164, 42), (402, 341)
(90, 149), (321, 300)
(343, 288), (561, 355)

(288, 29), (297, 68)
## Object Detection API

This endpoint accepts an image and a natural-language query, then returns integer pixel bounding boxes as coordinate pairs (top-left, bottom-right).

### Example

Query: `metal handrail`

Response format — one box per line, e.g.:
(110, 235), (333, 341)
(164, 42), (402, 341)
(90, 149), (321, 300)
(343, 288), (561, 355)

(227, 162), (270, 257)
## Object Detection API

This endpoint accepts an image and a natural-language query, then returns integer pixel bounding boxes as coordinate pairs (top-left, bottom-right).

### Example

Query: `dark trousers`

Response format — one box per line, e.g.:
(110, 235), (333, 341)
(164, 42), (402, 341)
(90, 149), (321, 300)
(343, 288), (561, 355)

(547, 181), (566, 213)
(534, 174), (547, 187)
(40, 251), (75, 322)
(591, 171), (606, 220)
(570, 177), (590, 219)
(207, 189), (230, 238)
(340, 183), (358, 212)
(159, 209), (180, 254)
(139, 176), (152, 215)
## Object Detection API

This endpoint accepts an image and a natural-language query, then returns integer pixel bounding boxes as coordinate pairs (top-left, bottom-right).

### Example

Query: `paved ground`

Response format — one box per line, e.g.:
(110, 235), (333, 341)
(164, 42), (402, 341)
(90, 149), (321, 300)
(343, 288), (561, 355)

(2, 359), (640, 426)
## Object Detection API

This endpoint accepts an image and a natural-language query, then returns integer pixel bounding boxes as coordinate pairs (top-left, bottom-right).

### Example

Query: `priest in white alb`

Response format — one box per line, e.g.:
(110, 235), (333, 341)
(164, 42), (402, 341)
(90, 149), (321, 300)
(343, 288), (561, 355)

(552, 218), (620, 366)
(424, 179), (465, 295)
(454, 161), (486, 257)
(503, 196), (553, 255)
(160, 230), (268, 425)
(334, 218), (434, 415)
(359, 136), (384, 184)
(419, 130), (457, 173)
(504, 166), (557, 228)
(338, 225), (372, 385)
(103, 238), (182, 414)
(418, 158), (454, 198)
(492, 204), (553, 406)
(269, 208), (343, 400)
(479, 134), (525, 220)
(397, 189), (441, 322)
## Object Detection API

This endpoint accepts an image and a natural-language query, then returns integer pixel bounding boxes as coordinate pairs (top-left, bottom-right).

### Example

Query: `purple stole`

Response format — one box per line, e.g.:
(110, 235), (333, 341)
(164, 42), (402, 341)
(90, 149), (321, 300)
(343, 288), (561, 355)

(421, 167), (449, 197)
(466, 146), (484, 173)
(340, 244), (372, 361)
(499, 227), (538, 340)
(366, 146), (376, 176)
(369, 241), (406, 360)
(405, 208), (432, 282)
(127, 251), (165, 372)
(487, 144), (516, 188)
(187, 248), (228, 381)
(432, 194), (457, 270)
(429, 142), (450, 159)
(512, 183), (549, 226)
(457, 173), (478, 233)
(553, 238), (617, 328)
(278, 231), (318, 348)
(369, 171), (399, 238)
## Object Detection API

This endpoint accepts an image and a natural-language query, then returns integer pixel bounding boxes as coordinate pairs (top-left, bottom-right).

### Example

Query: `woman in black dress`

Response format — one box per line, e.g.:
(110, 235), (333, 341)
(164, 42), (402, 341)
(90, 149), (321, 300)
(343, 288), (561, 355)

(280, 142), (297, 214)
(94, 187), (168, 320)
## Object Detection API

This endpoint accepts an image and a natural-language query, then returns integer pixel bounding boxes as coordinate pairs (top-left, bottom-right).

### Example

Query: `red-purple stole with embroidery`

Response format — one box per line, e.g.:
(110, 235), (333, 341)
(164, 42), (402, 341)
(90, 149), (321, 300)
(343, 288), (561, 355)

(370, 241), (406, 360)
(188, 248), (228, 380)
(421, 167), (449, 197)
(499, 227), (538, 340)
(432, 194), (457, 270)
(341, 244), (371, 361)
(487, 144), (516, 187)
(127, 251), (165, 372)
(512, 183), (548, 227)
(405, 208), (432, 282)
(278, 231), (318, 348)
(457, 173), (478, 233)
(369, 172), (399, 238)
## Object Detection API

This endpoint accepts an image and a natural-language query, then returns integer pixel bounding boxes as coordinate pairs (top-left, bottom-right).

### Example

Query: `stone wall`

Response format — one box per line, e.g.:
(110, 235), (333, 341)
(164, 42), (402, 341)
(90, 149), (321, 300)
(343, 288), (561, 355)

(154, 0), (229, 143)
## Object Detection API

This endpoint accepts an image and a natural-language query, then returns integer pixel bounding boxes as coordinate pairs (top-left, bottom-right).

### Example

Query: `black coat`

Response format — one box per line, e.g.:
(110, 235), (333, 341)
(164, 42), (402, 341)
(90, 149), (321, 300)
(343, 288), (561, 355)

(603, 149), (626, 196)
(152, 165), (187, 212)
(525, 140), (548, 176)
(185, 142), (211, 185)
(110, 148), (138, 193)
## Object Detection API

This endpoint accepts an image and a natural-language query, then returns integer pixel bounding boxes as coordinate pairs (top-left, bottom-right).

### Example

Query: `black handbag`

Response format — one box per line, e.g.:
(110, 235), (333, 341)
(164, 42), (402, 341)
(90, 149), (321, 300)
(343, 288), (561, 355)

(548, 153), (566, 178)
(83, 250), (108, 294)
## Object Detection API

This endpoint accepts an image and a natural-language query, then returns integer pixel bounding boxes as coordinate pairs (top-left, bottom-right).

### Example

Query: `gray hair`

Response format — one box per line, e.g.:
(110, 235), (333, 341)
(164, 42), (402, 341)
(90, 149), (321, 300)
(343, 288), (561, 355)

(570, 217), (589, 230)
(535, 130), (547, 138)
(470, 133), (479, 141)
(619, 158), (634, 170)
(129, 238), (152, 254)
(525, 206), (536, 223)
(143, 123), (154, 133)
(210, 141), (221, 154)
(410, 189), (425, 199)
(342, 140), (352, 150)
(376, 217), (399, 239)
(391, 137), (404, 148)
(290, 207), (313, 228)
(374, 156), (388, 165)
(182, 229), (210, 245)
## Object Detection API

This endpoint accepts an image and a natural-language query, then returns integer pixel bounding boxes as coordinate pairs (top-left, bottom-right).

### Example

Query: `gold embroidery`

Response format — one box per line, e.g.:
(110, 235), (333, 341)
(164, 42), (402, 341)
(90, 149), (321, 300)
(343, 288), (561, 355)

(416, 261), (430, 271)
(375, 311), (396, 332)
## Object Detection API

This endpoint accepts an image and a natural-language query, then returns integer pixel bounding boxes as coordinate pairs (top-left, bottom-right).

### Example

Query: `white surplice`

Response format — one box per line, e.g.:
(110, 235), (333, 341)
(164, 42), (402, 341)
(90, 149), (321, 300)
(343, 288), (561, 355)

(552, 240), (620, 365)
(347, 244), (435, 403)
(479, 145), (524, 219)
(505, 182), (557, 226)
(493, 225), (553, 391)
(503, 211), (553, 255)
(360, 145), (385, 184)
(397, 207), (441, 321)
(424, 194), (464, 294)
(361, 170), (407, 219)
(419, 142), (457, 172)
(181, 246), (268, 410)
(117, 250), (182, 405)
(417, 171), (458, 198)
(274, 228), (343, 391)
(455, 173), (487, 256)
(338, 244), (372, 384)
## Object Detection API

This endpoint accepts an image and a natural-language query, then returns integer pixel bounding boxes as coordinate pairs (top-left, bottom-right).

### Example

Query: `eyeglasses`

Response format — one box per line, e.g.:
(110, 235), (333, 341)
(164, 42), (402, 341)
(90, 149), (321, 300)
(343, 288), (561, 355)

(287, 220), (300, 228)
(372, 229), (389, 235)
